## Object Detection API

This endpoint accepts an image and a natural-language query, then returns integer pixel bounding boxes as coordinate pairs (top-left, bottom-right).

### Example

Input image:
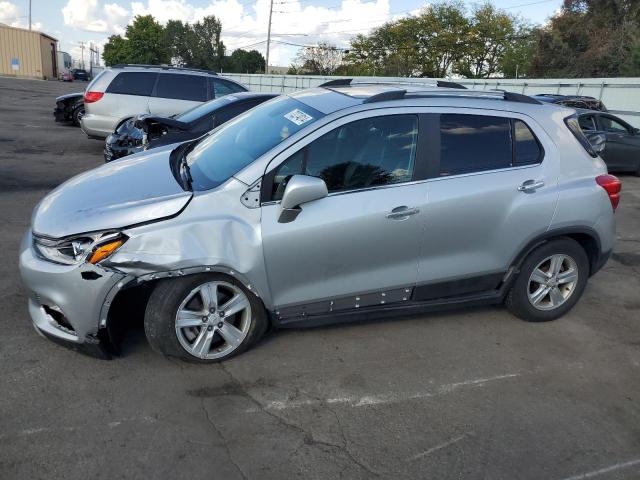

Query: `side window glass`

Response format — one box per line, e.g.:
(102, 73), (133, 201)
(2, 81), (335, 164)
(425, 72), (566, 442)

(215, 102), (252, 125)
(212, 79), (246, 97)
(514, 120), (542, 165)
(440, 114), (512, 176)
(271, 115), (418, 200)
(156, 74), (207, 102)
(106, 72), (157, 96)
(600, 116), (629, 134)
(578, 115), (597, 131)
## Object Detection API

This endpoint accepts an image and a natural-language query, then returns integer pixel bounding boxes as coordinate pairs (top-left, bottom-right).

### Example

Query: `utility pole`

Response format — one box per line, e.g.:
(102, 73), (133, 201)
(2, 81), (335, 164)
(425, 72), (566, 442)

(28, 0), (31, 30)
(265, 0), (273, 74)
(79, 42), (85, 69)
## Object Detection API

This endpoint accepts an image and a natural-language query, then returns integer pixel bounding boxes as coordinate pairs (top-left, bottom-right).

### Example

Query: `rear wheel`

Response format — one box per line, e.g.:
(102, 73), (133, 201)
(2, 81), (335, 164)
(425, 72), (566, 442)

(506, 238), (589, 322)
(144, 274), (268, 362)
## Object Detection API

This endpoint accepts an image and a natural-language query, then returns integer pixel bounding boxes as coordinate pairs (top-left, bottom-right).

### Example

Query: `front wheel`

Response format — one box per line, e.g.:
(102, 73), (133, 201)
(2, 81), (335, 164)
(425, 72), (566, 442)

(144, 274), (268, 362)
(506, 238), (589, 322)
(72, 106), (85, 126)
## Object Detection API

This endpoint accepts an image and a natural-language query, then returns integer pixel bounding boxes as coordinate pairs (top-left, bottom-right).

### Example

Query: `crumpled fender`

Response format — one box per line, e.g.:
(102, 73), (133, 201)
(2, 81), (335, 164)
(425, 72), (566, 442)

(104, 178), (273, 307)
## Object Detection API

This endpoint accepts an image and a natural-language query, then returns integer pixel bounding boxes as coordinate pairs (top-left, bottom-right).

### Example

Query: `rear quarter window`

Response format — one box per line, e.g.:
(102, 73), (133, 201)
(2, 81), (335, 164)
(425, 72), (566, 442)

(211, 79), (246, 97)
(156, 74), (208, 102)
(106, 72), (158, 96)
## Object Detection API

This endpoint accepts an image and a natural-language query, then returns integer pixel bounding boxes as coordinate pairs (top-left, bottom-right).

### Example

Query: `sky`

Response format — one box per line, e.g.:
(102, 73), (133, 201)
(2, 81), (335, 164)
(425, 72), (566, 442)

(0, 0), (564, 68)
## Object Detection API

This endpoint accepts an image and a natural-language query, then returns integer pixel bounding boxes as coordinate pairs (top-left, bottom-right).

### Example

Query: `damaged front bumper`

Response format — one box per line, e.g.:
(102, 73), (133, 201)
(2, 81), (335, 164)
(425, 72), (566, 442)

(18, 230), (126, 358)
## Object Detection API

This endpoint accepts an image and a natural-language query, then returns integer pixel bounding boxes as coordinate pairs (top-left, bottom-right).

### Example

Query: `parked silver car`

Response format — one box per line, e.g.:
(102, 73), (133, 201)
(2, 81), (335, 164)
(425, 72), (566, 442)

(80, 65), (247, 139)
(20, 81), (621, 362)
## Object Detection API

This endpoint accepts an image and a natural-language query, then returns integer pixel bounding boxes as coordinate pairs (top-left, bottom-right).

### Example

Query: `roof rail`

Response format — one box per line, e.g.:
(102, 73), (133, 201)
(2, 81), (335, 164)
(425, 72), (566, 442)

(318, 78), (467, 90)
(363, 89), (407, 104)
(110, 64), (219, 75)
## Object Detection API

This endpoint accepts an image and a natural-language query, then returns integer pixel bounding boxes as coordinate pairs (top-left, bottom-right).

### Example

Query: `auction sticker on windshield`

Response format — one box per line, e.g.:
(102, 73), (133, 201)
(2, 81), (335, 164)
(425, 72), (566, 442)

(284, 109), (313, 126)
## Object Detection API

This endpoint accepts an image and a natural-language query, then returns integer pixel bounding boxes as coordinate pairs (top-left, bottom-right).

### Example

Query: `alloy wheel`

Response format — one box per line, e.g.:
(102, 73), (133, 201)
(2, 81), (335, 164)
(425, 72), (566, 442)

(527, 254), (579, 311)
(174, 281), (252, 360)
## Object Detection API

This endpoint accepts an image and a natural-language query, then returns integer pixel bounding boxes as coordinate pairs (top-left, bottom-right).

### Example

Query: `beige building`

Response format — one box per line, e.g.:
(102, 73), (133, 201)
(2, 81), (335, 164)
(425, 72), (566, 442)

(0, 23), (58, 79)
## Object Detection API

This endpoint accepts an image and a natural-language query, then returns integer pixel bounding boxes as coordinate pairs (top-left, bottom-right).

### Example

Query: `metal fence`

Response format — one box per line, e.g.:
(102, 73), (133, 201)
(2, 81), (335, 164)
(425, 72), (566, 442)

(222, 73), (640, 127)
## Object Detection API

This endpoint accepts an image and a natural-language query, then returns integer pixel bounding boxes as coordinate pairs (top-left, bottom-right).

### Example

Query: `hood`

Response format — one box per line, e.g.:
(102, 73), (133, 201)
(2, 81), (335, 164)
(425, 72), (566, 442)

(135, 114), (189, 132)
(56, 92), (83, 102)
(33, 146), (192, 238)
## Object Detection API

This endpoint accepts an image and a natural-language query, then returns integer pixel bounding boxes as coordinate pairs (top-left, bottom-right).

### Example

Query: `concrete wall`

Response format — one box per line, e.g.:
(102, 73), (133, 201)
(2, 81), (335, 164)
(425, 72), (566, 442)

(222, 73), (640, 127)
(0, 24), (57, 79)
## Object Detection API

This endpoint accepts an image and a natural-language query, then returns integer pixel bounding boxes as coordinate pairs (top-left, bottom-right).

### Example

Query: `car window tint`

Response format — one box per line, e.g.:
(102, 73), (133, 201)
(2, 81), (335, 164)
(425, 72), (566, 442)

(215, 102), (256, 125)
(156, 74), (207, 102)
(600, 116), (629, 134)
(514, 120), (542, 165)
(212, 79), (246, 97)
(440, 114), (512, 176)
(271, 115), (418, 200)
(578, 115), (597, 131)
(106, 72), (157, 96)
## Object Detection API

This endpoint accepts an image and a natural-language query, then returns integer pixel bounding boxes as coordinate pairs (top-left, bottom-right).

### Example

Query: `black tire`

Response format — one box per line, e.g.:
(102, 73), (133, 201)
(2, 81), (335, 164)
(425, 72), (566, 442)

(72, 106), (85, 127)
(505, 237), (589, 322)
(144, 273), (268, 363)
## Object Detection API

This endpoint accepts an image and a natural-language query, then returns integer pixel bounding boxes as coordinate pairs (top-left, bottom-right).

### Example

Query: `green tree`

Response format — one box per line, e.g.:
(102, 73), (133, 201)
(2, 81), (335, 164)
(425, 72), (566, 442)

(531, 0), (640, 77)
(102, 15), (170, 65)
(290, 42), (344, 75)
(189, 16), (226, 70)
(102, 34), (130, 66)
(225, 49), (265, 73)
(124, 15), (170, 64)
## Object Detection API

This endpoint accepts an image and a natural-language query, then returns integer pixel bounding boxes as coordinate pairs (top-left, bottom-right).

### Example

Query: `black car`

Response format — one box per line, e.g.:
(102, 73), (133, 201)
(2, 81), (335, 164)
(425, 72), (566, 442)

(53, 92), (85, 126)
(71, 69), (90, 81)
(533, 94), (607, 111)
(578, 110), (640, 175)
(104, 92), (278, 162)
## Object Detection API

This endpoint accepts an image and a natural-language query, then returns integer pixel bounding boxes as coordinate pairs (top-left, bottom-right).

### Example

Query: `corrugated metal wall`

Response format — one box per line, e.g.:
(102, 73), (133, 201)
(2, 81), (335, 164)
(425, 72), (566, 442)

(0, 24), (57, 79)
(221, 73), (640, 127)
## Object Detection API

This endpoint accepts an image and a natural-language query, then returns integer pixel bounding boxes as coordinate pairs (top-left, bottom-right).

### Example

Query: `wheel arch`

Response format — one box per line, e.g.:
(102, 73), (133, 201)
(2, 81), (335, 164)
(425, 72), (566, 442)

(510, 227), (603, 277)
(101, 265), (271, 353)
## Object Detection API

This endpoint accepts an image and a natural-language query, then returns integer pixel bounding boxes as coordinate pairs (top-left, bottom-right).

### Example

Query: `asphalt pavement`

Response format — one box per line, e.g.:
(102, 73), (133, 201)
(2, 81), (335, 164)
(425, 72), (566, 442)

(1, 75), (639, 480)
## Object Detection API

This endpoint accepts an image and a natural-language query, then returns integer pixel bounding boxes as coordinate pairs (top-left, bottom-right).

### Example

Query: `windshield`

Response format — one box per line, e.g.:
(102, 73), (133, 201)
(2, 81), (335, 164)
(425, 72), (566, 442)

(177, 95), (240, 123)
(186, 96), (324, 191)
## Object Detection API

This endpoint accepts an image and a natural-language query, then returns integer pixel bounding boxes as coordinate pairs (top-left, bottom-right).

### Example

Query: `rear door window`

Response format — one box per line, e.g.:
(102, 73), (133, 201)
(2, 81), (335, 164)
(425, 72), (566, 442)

(156, 74), (208, 102)
(211, 79), (246, 97)
(439, 114), (512, 176)
(106, 72), (157, 96)
(599, 116), (630, 134)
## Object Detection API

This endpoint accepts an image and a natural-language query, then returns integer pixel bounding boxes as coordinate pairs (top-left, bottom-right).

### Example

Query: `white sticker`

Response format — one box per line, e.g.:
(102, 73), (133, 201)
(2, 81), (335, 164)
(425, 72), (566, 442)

(284, 109), (313, 126)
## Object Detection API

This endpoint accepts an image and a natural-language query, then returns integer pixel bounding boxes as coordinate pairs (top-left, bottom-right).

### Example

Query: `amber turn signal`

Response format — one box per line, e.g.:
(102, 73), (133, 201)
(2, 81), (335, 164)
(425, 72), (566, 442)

(88, 239), (124, 264)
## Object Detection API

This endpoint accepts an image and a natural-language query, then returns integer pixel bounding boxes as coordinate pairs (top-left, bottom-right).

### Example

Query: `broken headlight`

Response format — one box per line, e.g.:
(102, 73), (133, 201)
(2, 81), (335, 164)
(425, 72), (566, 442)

(33, 232), (127, 266)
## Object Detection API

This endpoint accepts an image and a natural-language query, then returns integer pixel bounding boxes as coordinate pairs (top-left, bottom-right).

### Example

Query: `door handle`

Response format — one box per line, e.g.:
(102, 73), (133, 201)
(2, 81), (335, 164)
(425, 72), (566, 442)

(518, 179), (545, 193)
(386, 206), (419, 220)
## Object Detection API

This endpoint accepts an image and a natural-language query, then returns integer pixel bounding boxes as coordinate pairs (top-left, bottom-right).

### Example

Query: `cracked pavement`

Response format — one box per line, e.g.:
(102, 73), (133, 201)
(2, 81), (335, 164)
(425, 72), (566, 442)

(1, 76), (640, 479)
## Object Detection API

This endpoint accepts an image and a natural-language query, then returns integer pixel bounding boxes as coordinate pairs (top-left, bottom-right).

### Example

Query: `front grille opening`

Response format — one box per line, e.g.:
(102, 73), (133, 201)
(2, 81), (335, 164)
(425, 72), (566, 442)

(42, 305), (76, 333)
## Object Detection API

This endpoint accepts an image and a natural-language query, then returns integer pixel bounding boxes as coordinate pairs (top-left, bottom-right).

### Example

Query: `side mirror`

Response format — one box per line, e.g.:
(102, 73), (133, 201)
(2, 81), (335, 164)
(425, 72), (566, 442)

(632, 127), (640, 135)
(278, 175), (328, 223)
(586, 133), (606, 155)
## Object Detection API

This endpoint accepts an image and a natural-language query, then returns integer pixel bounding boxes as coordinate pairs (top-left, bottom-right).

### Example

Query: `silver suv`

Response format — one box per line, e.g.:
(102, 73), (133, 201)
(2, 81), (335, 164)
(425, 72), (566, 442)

(80, 65), (247, 139)
(20, 80), (621, 362)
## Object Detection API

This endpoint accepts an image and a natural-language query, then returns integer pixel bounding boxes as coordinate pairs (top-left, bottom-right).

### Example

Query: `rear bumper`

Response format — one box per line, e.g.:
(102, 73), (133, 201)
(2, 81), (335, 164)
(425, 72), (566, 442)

(19, 230), (125, 357)
(80, 113), (115, 139)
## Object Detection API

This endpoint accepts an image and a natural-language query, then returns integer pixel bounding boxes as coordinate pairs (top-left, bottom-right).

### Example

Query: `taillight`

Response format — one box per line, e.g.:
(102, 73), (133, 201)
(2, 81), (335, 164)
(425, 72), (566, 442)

(596, 174), (621, 211)
(84, 91), (103, 103)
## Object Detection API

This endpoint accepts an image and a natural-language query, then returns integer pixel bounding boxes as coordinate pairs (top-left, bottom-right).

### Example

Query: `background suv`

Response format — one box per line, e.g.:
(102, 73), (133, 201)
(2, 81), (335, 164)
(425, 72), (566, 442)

(20, 81), (620, 362)
(80, 65), (247, 139)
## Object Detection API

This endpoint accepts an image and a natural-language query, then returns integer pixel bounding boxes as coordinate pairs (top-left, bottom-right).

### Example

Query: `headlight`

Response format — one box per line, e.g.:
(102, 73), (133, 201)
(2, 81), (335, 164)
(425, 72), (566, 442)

(33, 232), (127, 265)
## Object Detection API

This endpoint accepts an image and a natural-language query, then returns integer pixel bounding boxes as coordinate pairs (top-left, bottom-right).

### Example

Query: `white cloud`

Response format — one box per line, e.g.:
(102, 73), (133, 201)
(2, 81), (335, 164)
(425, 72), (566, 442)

(62, 0), (128, 33)
(56, 0), (402, 66)
(0, 0), (42, 29)
(129, 0), (393, 65)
